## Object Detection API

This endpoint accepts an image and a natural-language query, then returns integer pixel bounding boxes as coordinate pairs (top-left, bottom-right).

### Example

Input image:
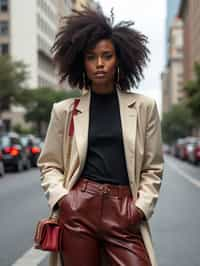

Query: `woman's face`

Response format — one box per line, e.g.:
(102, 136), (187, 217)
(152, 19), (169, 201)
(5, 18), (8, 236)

(84, 39), (117, 88)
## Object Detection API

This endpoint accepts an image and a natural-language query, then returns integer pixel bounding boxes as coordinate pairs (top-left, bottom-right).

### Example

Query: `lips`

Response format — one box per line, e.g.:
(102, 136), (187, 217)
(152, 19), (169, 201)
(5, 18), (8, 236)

(94, 71), (106, 78)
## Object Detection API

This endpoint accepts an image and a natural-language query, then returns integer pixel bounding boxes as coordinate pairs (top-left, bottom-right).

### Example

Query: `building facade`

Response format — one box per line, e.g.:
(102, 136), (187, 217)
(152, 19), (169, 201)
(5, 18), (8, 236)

(0, 0), (9, 55)
(71, 0), (101, 11)
(166, 0), (181, 61)
(179, 0), (200, 84)
(161, 68), (170, 113)
(162, 17), (184, 113)
(0, 0), (70, 130)
(0, 0), (101, 87)
(0, 0), (69, 88)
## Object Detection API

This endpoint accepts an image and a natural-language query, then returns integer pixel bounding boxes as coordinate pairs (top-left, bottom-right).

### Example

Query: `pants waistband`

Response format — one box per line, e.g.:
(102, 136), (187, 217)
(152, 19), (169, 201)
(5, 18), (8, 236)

(76, 177), (132, 198)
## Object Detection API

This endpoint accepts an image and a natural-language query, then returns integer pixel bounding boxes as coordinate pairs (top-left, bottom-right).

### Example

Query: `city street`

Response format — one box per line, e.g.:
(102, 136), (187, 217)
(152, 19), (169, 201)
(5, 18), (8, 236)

(0, 155), (200, 266)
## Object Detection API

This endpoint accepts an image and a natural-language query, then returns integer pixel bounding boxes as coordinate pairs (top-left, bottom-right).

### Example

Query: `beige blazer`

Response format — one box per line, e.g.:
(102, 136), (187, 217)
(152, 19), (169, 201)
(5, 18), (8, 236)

(37, 87), (164, 266)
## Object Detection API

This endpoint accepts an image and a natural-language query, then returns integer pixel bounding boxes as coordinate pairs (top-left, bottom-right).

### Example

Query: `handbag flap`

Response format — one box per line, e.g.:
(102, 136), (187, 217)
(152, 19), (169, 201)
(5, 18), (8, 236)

(34, 218), (59, 244)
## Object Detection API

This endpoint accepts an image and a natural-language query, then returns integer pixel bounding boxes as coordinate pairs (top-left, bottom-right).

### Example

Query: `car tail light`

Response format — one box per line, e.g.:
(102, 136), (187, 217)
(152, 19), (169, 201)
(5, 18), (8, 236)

(31, 146), (41, 154)
(0, 152), (2, 160)
(4, 147), (11, 153)
(4, 147), (19, 156)
(10, 147), (19, 156)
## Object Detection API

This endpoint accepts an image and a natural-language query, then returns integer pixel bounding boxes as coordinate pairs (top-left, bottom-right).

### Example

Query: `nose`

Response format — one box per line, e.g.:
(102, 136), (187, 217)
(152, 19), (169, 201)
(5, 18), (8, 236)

(96, 56), (104, 68)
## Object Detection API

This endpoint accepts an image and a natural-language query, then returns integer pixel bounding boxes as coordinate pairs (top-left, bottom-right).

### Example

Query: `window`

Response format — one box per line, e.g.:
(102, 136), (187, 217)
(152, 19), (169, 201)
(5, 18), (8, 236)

(0, 43), (9, 54)
(0, 0), (8, 11)
(0, 21), (8, 35)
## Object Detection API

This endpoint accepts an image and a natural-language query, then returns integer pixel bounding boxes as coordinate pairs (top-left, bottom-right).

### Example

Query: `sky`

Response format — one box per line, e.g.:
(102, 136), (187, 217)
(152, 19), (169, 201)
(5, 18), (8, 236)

(98, 0), (166, 113)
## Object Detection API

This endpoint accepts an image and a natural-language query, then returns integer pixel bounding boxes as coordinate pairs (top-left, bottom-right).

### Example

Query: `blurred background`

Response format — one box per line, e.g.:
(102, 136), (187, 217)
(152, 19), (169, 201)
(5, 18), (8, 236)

(0, 1), (199, 266)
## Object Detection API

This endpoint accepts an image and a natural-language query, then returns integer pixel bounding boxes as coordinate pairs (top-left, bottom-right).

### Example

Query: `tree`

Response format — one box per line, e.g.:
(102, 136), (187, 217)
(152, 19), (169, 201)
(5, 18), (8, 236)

(162, 104), (195, 144)
(0, 55), (28, 114)
(184, 63), (200, 123)
(18, 87), (81, 136)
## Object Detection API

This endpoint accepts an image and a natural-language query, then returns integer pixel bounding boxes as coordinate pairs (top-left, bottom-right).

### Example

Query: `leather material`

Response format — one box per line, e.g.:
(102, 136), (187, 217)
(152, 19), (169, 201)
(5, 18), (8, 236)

(59, 178), (151, 266)
(34, 218), (62, 252)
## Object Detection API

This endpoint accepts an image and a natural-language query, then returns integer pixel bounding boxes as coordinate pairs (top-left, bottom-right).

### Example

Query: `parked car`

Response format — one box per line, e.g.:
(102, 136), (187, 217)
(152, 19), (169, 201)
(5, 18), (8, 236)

(172, 138), (185, 158)
(188, 140), (200, 165)
(20, 135), (41, 167)
(0, 132), (31, 172)
(0, 149), (5, 177)
(179, 137), (199, 161)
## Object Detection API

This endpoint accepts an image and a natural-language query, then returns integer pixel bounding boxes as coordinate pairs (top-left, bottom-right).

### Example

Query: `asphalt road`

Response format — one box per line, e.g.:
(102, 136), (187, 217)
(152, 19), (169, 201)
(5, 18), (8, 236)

(0, 155), (200, 266)
(0, 168), (48, 266)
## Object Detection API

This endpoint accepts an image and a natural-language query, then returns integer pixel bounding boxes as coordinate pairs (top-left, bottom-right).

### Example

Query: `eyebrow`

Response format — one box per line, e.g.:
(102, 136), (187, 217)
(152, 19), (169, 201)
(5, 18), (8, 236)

(86, 50), (113, 54)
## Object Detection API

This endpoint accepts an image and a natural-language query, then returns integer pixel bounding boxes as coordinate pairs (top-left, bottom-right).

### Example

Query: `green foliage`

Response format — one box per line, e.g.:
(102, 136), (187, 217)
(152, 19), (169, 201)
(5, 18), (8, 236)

(0, 55), (82, 135)
(18, 87), (81, 136)
(162, 104), (194, 144)
(12, 123), (36, 135)
(0, 55), (28, 113)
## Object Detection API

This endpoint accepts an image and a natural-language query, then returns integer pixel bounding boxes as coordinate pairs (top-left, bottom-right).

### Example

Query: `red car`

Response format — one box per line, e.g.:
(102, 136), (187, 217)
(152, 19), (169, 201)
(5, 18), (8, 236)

(188, 140), (200, 165)
(179, 137), (199, 161)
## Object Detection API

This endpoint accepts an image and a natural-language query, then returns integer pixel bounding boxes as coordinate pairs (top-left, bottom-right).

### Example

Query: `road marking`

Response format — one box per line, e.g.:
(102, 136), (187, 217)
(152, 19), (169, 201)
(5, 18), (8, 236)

(166, 159), (200, 188)
(12, 247), (48, 266)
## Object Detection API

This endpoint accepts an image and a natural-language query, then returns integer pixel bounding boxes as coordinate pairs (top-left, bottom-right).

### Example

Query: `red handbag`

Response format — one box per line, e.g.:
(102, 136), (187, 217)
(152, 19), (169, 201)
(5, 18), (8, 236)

(34, 218), (62, 252)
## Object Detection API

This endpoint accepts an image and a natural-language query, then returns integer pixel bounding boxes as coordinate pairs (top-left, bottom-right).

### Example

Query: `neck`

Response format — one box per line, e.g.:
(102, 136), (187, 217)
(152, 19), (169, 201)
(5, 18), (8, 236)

(91, 82), (115, 94)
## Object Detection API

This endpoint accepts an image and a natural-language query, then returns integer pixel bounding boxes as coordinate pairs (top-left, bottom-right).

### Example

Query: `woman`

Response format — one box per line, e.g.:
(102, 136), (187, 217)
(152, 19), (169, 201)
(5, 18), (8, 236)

(37, 8), (164, 266)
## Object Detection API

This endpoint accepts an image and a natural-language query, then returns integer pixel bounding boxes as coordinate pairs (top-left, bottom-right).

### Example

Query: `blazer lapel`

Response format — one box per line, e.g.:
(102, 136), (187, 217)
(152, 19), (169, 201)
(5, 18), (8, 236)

(117, 88), (137, 185)
(73, 89), (91, 174)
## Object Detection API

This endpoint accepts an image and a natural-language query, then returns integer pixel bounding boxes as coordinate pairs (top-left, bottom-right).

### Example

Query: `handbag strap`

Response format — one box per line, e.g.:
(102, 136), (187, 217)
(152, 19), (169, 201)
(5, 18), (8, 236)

(50, 98), (80, 220)
(69, 98), (80, 137)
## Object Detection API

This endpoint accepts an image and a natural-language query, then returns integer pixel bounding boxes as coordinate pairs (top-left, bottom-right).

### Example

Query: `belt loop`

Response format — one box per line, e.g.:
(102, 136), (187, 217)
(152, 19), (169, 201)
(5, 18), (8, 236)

(81, 179), (87, 192)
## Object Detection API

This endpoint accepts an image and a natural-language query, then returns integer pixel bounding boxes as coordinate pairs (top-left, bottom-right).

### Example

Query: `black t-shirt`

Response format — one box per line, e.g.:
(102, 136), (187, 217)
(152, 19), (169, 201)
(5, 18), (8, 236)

(80, 88), (129, 185)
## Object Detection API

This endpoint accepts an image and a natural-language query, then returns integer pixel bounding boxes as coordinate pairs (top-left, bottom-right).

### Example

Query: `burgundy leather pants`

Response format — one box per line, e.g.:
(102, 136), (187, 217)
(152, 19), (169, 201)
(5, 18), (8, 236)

(59, 178), (151, 266)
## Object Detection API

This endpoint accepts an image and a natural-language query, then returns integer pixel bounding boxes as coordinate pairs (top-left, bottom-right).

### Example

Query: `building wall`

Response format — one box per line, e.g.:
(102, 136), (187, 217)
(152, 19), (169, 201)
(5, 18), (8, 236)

(72, 0), (100, 11)
(161, 69), (170, 113)
(10, 0), (38, 87)
(0, 0), (70, 130)
(191, 0), (200, 75)
(37, 0), (58, 88)
(166, 0), (181, 61)
(179, 0), (200, 84)
(0, 0), (9, 54)
(8, 0), (59, 88)
(162, 17), (184, 114)
(57, 0), (72, 22)
(168, 17), (184, 105)
(74, 0), (90, 10)
(180, 0), (193, 83)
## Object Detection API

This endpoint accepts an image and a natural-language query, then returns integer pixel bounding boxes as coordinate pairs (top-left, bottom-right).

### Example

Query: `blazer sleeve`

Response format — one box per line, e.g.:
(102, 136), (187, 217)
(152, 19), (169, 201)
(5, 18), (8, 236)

(135, 99), (164, 220)
(37, 103), (68, 210)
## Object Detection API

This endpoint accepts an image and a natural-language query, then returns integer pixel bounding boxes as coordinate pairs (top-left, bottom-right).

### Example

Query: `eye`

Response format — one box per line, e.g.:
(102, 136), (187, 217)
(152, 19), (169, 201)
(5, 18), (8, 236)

(103, 53), (113, 60)
(86, 54), (95, 60)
